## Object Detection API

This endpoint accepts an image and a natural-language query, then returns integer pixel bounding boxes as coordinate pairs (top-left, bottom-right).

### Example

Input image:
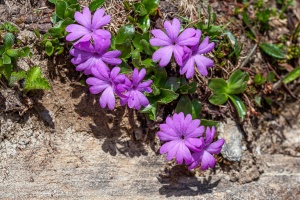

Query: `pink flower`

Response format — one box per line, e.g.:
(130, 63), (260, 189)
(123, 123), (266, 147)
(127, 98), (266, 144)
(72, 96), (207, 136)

(66, 7), (111, 43)
(86, 66), (125, 110)
(70, 35), (121, 75)
(188, 126), (225, 170)
(150, 18), (199, 67)
(118, 68), (152, 110)
(180, 30), (215, 78)
(157, 112), (205, 165)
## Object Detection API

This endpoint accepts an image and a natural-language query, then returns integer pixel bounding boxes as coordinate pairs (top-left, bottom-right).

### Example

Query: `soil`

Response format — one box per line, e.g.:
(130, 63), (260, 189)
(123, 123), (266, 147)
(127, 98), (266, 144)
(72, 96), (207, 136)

(0, 0), (300, 199)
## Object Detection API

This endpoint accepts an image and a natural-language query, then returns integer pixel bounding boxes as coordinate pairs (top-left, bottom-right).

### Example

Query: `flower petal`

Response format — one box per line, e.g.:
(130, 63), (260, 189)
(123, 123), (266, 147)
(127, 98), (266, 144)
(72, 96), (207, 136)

(198, 37), (215, 54)
(205, 126), (215, 144)
(66, 24), (90, 41)
(200, 151), (216, 170)
(173, 45), (184, 66)
(177, 28), (197, 44)
(71, 49), (93, 64)
(180, 56), (195, 78)
(100, 87), (115, 110)
(151, 29), (172, 43)
(157, 131), (178, 141)
(164, 18), (180, 40)
(159, 124), (178, 137)
(188, 151), (204, 170)
(176, 143), (193, 164)
(92, 9), (111, 29)
(152, 46), (174, 67)
(194, 55), (213, 76)
(206, 139), (225, 154)
(74, 7), (91, 29)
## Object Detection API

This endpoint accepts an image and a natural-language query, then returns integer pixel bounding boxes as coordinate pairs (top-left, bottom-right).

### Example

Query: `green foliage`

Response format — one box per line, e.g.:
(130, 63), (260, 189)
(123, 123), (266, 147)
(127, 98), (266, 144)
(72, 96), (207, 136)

(89, 0), (106, 12)
(24, 66), (51, 92)
(224, 31), (242, 59)
(208, 70), (249, 121)
(194, 6), (223, 40)
(259, 42), (285, 59)
(0, 25), (50, 92)
(125, 0), (158, 33)
(283, 67), (300, 84)
(40, 0), (80, 56)
(0, 22), (19, 33)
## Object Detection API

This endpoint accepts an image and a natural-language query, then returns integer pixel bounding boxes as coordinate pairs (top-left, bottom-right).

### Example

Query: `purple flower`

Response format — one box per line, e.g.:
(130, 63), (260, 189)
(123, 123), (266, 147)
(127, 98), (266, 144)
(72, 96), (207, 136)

(188, 126), (224, 170)
(158, 113), (205, 165)
(180, 30), (215, 78)
(118, 68), (152, 110)
(86, 66), (125, 110)
(66, 7), (111, 43)
(150, 18), (199, 67)
(70, 35), (122, 75)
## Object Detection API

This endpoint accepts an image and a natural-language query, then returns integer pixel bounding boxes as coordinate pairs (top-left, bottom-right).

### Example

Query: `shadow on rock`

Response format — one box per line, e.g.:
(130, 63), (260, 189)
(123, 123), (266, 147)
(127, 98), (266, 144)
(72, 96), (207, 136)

(73, 84), (149, 157)
(157, 165), (221, 197)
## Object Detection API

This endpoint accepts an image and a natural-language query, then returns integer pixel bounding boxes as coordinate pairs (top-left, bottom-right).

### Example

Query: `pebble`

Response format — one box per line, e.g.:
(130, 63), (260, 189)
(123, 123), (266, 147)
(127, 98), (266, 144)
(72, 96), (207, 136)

(218, 118), (243, 161)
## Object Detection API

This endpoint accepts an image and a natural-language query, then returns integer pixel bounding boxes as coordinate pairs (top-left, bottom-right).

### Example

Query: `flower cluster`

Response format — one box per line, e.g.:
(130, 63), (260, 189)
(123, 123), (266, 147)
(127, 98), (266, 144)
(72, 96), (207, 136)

(66, 7), (152, 110)
(150, 18), (215, 78)
(158, 112), (224, 170)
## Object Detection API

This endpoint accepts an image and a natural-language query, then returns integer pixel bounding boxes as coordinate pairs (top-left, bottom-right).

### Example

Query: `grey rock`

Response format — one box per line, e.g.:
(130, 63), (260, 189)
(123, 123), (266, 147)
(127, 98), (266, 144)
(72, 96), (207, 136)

(218, 119), (243, 161)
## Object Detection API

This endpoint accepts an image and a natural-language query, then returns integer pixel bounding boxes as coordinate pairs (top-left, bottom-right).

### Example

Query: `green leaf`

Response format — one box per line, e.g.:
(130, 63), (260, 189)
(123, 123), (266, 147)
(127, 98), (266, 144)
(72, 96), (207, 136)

(138, 15), (150, 33)
(55, 0), (67, 19)
(4, 33), (15, 50)
(200, 119), (219, 127)
(140, 103), (157, 120)
(141, 58), (154, 68)
(89, 0), (106, 12)
(48, 0), (57, 3)
(267, 72), (276, 82)
(115, 25), (135, 44)
(208, 78), (227, 93)
(133, 2), (148, 16)
(119, 60), (132, 74)
(259, 42), (285, 59)
(25, 78), (51, 92)
(9, 71), (26, 86)
(228, 94), (247, 121)
(116, 40), (132, 58)
(133, 32), (150, 51)
(25, 66), (50, 92)
(254, 74), (266, 85)
(124, 1), (131, 10)
(175, 95), (192, 116)
(254, 95), (262, 107)
(151, 84), (160, 96)
(209, 93), (228, 105)
(224, 30), (242, 58)
(191, 99), (202, 119)
(19, 46), (30, 58)
(0, 64), (13, 80)
(140, 39), (154, 55)
(164, 77), (180, 92)
(2, 53), (11, 65)
(131, 49), (141, 68)
(45, 41), (54, 56)
(179, 81), (198, 94)
(0, 45), (5, 55)
(142, 0), (158, 14)
(227, 70), (249, 94)
(283, 66), (300, 84)
(152, 67), (167, 88)
(242, 11), (251, 27)
(6, 49), (19, 58)
(26, 66), (42, 82)
(156, 88), (179, 104)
